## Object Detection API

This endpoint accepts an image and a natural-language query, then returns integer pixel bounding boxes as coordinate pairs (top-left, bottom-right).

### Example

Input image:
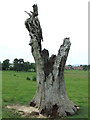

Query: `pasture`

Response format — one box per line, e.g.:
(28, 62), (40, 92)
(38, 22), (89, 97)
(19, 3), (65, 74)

(2, 70), (88, 118)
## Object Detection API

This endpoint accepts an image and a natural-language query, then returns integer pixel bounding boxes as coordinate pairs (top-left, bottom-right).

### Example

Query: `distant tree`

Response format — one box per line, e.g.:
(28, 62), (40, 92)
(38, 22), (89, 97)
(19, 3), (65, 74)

(24, 62), (30, 71)
(88, 65), (90, 71)
(83, 65), (88, 71)
(2, 59), (10, 70)
(13, 58), (19, 71)
(13, 58), (25, 71)
(30, 63), (36, 72)
(68, 65), (72, 68)
(18, 59), (24, 71)
(9, 65), (14, 70)
(18, 59), (24, 64)
(0, 61), (2, 70)
(68, 64), (72, 67)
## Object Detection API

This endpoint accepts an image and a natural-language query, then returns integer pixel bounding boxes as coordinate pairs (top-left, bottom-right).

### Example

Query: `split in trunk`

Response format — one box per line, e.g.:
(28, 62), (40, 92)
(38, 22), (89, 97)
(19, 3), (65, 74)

(25, 4), (79, 118)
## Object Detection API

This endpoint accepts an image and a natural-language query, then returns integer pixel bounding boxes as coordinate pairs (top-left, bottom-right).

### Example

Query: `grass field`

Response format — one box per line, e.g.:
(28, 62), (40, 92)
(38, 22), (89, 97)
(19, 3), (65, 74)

(2, 70), (88, 118)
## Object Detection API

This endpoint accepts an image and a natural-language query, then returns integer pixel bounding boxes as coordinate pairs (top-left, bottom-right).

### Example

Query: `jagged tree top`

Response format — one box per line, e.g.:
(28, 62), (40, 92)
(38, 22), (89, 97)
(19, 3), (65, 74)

(25, 4), (43, 47)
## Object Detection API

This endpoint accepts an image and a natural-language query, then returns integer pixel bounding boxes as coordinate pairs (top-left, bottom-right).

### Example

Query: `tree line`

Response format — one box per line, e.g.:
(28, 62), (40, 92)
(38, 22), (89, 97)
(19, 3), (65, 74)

(0, 59), (89, 71)
(0, 59), (36, 72)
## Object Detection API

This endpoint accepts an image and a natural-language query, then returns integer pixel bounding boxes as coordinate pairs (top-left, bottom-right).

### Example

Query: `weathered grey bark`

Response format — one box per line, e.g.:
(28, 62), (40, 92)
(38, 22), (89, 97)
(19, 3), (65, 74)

(25, 4), (78, 118)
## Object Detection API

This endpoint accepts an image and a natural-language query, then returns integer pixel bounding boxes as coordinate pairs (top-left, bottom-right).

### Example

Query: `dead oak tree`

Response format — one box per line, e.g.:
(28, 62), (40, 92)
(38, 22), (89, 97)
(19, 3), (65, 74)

(25, 4), (78, 118)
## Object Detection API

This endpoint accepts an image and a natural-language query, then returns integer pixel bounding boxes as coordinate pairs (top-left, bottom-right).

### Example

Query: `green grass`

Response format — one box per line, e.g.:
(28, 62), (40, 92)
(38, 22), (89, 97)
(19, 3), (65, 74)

(64, 70), (88, 118)
(2, 71), (36, 106)
(2, 70), (88, 118)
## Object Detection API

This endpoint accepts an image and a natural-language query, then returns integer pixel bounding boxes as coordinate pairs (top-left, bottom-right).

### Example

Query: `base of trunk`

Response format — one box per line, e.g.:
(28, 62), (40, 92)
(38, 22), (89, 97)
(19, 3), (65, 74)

(29, 96), (78, 118)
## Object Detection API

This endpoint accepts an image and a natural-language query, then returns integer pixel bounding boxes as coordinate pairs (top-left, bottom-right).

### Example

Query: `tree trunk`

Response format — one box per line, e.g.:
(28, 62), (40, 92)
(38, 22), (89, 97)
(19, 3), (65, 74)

(25, 4), (78, 118)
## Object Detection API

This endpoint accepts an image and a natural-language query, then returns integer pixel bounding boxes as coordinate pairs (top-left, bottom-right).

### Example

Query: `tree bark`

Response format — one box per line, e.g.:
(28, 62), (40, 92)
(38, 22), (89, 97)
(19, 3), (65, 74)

(25, 4), (78, 118)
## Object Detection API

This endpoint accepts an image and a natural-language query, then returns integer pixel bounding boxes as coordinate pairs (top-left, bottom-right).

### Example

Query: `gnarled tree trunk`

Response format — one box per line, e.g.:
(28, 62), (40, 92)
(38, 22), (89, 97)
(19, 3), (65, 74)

(25, 4), (78, 118)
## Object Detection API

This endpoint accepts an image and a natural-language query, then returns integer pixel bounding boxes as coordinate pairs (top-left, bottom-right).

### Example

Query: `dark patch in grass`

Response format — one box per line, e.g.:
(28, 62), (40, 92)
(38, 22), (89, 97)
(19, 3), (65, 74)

(26, 77), (31, 80)
(13, 74), (16, 76)
(32, 76), (36, 81)
(3, 99), (8, 102)
(10, 98), (14, 102)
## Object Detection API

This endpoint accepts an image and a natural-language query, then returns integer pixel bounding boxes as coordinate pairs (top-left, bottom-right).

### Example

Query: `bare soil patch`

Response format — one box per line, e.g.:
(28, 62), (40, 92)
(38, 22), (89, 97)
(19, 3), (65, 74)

(6, 104), (46, 118)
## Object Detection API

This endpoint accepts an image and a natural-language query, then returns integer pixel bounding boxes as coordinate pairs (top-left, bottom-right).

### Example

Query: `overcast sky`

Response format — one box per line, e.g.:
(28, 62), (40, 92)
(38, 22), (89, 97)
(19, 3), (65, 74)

(0, 0), (88, 65)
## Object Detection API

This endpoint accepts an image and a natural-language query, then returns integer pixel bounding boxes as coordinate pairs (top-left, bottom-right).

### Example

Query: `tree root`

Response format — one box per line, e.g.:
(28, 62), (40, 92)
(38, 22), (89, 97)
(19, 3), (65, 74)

(29, 98), (79, 118)
(39, 104), (78, 118)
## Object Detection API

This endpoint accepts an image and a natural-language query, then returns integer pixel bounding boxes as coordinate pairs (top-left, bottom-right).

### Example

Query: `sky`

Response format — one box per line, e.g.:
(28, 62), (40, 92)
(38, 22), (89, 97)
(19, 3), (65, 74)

(0, 0), (88, 65)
